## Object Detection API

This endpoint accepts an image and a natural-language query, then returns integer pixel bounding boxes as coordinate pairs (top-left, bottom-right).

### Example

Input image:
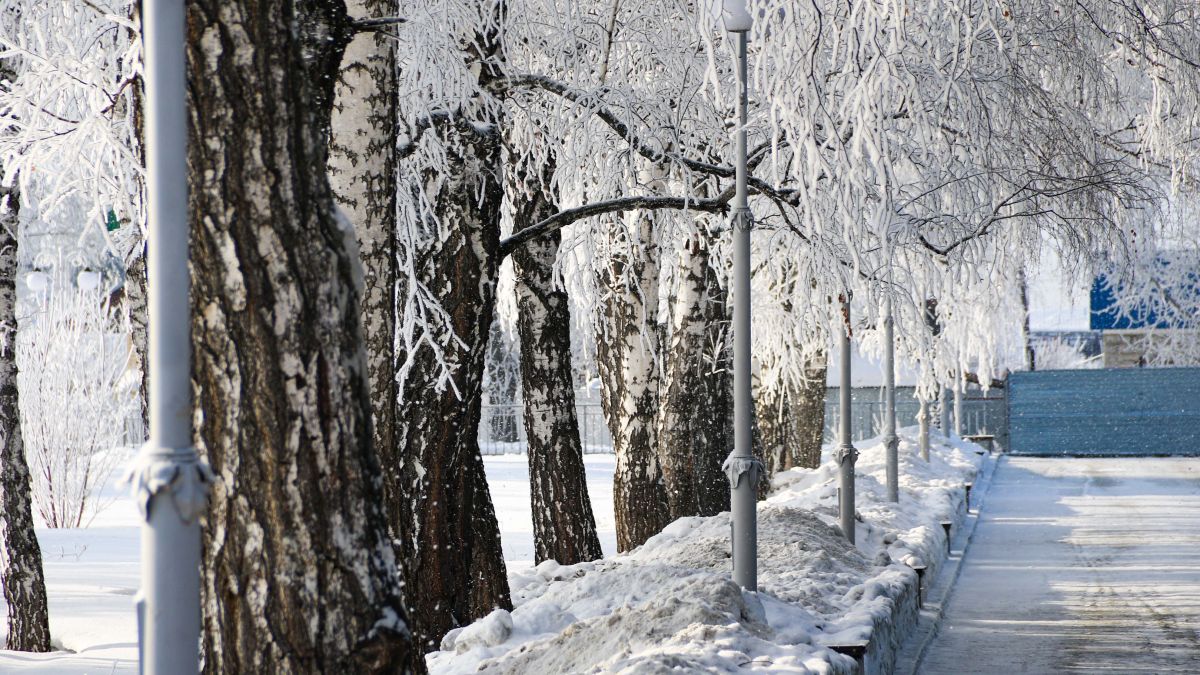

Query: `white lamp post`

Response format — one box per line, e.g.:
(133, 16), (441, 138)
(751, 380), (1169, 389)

(717, 0), (760, 591)
(836, 296), (857, 542)
(883, 297), (899, 502)
(129, 2), (212, 673)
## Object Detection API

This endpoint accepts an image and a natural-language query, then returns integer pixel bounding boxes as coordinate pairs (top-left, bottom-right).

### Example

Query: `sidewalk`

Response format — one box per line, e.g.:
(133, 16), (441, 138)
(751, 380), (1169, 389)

(918, 457), (1200, 673)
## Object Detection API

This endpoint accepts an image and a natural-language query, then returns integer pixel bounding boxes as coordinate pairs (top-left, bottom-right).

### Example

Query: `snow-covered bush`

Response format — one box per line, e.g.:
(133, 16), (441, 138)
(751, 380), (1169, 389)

(1034, 338), (1101, 371)
(17, 282), (138, 528)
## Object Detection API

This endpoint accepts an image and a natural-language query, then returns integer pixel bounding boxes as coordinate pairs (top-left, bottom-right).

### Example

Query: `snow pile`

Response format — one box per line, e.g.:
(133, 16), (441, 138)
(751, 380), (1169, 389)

(429, 428), (983, 673)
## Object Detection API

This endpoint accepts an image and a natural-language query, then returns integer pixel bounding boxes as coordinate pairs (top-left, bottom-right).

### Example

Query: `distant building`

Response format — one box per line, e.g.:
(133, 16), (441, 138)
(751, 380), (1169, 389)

(1090, 265), (1196, 368)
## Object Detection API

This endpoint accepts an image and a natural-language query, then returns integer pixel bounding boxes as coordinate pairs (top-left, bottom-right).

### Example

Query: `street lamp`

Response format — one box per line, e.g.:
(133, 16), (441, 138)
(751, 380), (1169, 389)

(128, 2), (212, 673)
(883, 296), (899, 502)
(717, 0), (760, 591)
(836, 295), (858, 542)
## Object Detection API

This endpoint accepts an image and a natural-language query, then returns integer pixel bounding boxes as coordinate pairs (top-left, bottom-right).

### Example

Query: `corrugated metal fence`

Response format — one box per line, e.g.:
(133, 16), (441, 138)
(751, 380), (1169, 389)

(1008, 367), (1200, 455)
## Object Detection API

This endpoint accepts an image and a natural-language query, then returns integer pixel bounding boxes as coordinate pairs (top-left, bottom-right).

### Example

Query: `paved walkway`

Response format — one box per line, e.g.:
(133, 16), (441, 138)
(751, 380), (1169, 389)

(920, 457), (1200, 674)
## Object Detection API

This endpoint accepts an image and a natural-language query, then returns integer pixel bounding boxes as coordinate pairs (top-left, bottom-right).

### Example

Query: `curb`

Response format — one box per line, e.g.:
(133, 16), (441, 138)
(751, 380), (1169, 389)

(894, 451), (1002, 675)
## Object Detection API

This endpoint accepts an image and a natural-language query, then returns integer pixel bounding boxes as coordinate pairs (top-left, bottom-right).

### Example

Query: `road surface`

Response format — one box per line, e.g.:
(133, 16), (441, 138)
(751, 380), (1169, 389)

(921, 457), (1200, 674)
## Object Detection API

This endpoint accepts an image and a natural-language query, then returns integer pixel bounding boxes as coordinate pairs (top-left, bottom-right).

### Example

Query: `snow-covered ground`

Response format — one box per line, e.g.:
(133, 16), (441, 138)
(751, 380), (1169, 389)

(0, 454), (140, 674)
(430, 431), (984, 674)
(1, 433), (981, 673)
(0, 454), (620, 673)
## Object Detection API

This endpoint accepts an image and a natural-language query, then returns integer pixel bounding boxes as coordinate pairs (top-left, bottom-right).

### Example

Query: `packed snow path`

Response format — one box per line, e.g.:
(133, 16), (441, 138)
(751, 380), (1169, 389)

(921, 457), (1200, 674)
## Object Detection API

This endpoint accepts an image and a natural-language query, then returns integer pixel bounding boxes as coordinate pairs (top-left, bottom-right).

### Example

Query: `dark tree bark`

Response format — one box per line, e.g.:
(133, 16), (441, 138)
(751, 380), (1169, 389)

(508, 155), (603, 566)
(0, 186), (52, 653)
(758, 356), (828, 477)
(596, 215), (671, 552)
(329, 0), (399, 496)
(187, 2), (417, 671)
(388, 16), (512, 650)
(658, 228), (732, 519)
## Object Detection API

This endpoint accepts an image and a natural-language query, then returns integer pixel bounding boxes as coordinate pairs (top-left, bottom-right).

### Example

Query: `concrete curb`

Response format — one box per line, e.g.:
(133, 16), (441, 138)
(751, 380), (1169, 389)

(894, 452), (1003, 675)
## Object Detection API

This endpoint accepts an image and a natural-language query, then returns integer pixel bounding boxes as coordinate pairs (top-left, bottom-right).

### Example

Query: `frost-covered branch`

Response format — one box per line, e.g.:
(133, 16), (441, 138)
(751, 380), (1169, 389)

(500, 191), (731, 258)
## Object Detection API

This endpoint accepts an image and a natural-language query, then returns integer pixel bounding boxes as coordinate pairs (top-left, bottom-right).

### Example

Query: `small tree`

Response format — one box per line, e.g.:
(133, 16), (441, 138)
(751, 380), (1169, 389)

(17, 279), (137, 528)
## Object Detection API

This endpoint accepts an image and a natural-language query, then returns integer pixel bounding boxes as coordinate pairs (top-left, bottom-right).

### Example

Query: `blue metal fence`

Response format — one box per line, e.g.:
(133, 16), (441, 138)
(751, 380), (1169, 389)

(1008, 367), (1200, 455)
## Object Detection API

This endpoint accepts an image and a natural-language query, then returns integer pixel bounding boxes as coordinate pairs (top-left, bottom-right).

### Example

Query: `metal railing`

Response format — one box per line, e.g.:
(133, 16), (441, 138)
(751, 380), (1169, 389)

(822, 396), (1006, 447)
(479, 403), (613, 455)
(479, 390), (1008, 455)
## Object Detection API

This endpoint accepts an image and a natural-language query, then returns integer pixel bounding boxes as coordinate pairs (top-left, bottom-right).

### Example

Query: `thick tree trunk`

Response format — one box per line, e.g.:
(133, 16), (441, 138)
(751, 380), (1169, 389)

(187, 3), (416, 672)
(0, 187), (52, 653)
(758, 356), (827, 476)
(658, 230), (732, 519)
(391, 120), (512, 649)
(380, 9), (511, 652)
(508, 157), (603, 566)
(329, 0), (398, 490)
(596, 216), (671, 552)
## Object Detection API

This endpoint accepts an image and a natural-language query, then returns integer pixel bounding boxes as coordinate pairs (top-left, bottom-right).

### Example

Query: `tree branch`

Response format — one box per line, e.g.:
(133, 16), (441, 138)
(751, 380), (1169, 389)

(494, 73), (737, 179)
(351, 16), (407, 33)
(500, 192), (731, 259)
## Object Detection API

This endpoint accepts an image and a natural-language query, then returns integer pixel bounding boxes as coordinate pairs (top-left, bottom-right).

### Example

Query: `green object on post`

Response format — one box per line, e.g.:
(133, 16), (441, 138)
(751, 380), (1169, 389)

(106, 209), (120, 232)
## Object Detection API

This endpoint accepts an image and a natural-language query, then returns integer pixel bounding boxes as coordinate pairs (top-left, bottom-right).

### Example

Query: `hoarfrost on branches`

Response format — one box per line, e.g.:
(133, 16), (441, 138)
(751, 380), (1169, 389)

(17, 280), (138, 528)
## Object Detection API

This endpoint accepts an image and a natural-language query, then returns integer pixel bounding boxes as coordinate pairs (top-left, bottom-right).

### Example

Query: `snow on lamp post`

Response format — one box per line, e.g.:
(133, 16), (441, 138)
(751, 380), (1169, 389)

(883, 296), (899, 502)
(716, 0), (760, 591)
(129, 1), (212, 673)
(836, 295), (858, 543)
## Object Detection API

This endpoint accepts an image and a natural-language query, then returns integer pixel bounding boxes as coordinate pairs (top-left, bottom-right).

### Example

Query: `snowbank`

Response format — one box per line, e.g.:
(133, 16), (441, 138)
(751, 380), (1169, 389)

(429, 428), (984, 674)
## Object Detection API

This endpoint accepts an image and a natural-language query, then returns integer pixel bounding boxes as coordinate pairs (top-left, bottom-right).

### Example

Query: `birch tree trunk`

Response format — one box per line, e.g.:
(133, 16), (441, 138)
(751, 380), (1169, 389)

(596, 215), (671, 552)
(329, 0), (398, 494)
(389, 17), (512, 645)
(0, 186), (52, 653)
(509, 157), (603, 565)
(391, 121), (512, 649)
(658, 230), (732, 519)
(187, 3), (417, 671)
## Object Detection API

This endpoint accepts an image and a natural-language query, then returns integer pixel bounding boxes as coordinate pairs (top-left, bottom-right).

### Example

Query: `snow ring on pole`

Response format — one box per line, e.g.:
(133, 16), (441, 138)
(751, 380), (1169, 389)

(834, 444), (859, 466)
(126, 445), (214, 524)
(721, 454), (764, 488)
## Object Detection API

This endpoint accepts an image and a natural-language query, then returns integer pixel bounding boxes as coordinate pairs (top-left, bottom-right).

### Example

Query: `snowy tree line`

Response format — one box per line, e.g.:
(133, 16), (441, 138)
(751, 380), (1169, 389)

(0, 0), (1196, 671)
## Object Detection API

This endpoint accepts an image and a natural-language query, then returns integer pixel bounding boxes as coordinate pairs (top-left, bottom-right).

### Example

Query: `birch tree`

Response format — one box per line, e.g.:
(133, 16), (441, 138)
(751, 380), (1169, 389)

(506, 141), (604, 564)
(0, 184), (49, 653)
(186, 1), (417, 670)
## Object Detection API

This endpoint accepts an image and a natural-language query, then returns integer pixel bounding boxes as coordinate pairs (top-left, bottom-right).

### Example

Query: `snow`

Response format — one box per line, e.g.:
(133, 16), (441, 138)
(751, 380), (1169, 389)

(0, 465), (140, 673)
(431, 430), (984, 673)
(1, 435), (982, 674)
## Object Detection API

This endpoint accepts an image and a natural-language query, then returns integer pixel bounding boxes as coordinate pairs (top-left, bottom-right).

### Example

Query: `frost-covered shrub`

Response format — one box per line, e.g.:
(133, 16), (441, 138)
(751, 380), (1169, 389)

(17, 284), (138, 528)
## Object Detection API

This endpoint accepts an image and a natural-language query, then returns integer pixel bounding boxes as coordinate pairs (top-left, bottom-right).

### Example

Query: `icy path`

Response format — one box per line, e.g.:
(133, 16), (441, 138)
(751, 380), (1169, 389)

(920, 457), (1200, 674)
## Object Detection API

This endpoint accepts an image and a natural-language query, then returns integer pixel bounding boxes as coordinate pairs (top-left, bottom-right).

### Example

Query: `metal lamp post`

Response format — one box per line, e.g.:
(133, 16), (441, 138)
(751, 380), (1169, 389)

(953, 372), (963, 438)
(836, 296), (858, 542)
(720, 0), (760, 591)
(130, 2), (212, 673)
(882, 298), (899, 502)
(918, 398), (930, 461)
(939, 386), (951, 437)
